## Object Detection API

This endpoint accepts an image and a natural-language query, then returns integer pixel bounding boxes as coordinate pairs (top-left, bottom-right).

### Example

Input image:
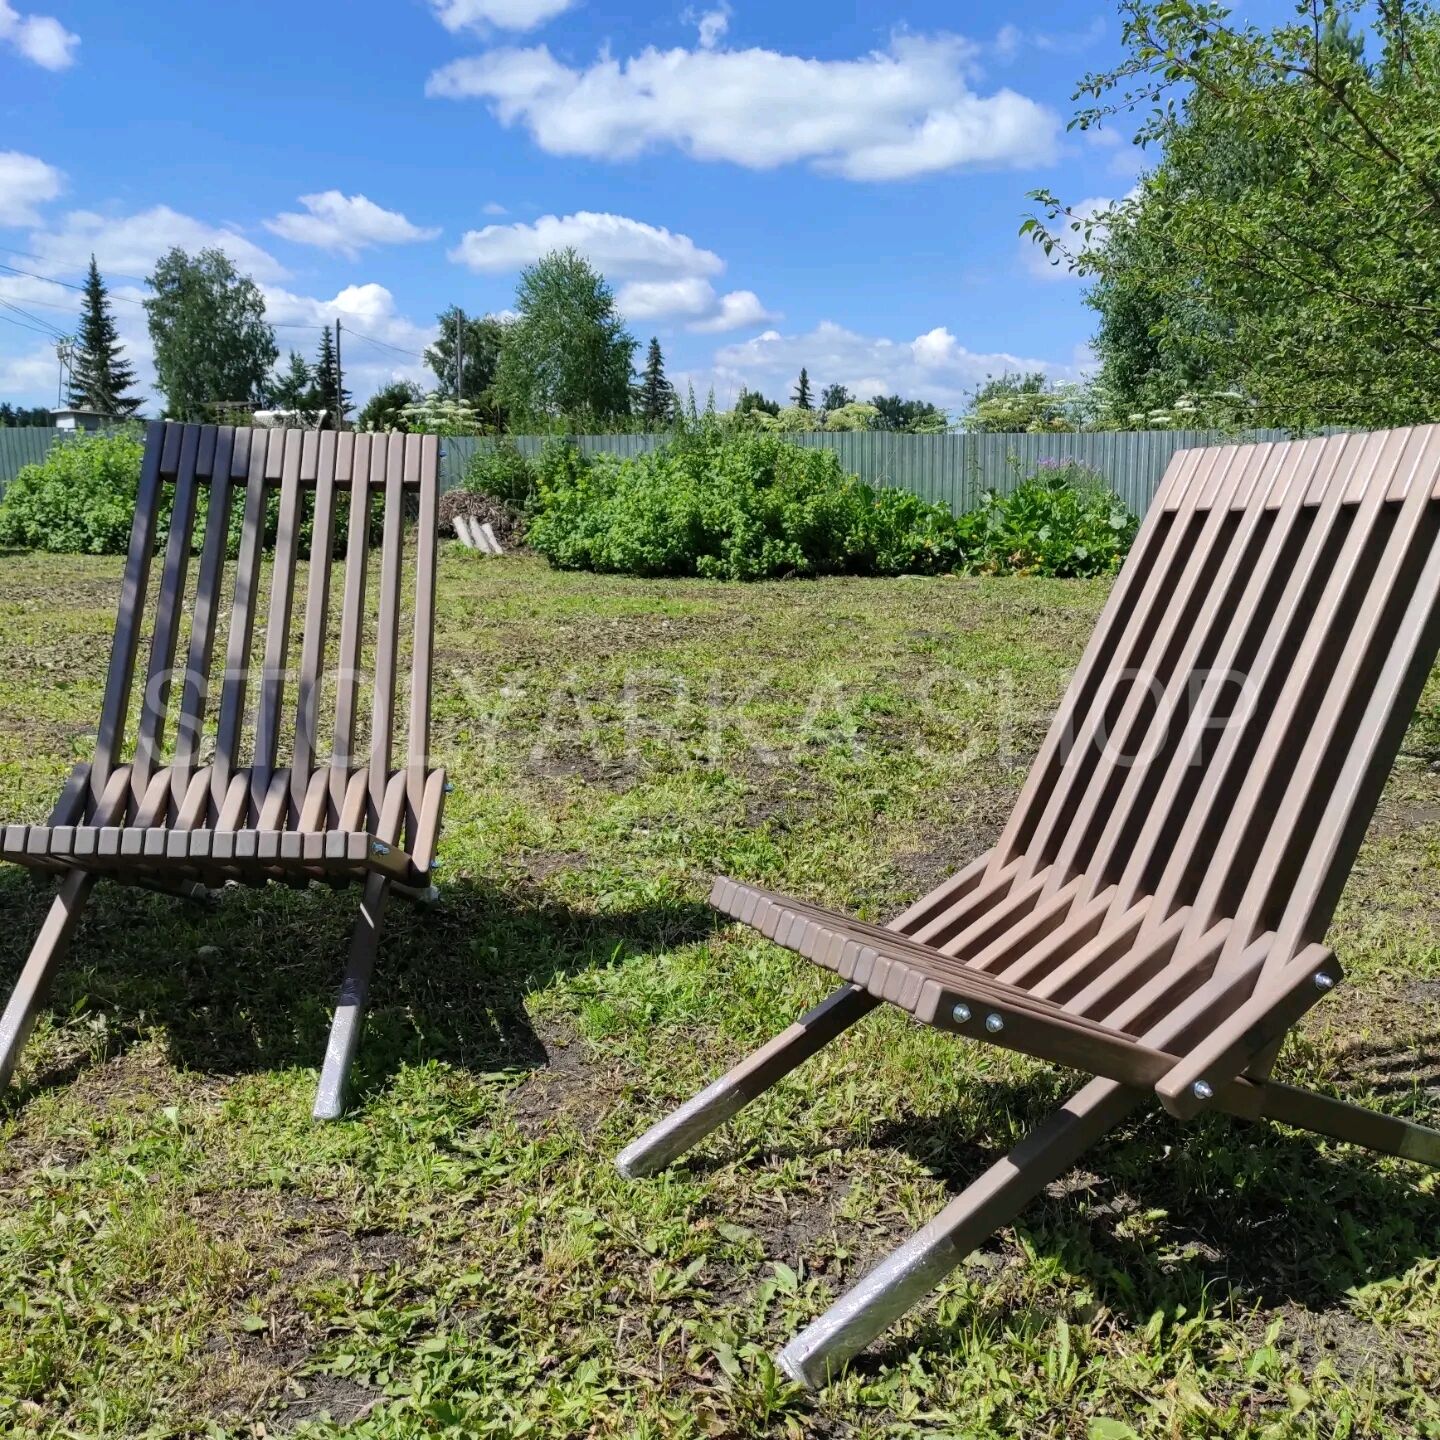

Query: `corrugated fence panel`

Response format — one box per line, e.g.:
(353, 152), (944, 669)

(0, 427), (61, 500)
(437, 428), (1323, 514)
(2, 426), (1336, 513)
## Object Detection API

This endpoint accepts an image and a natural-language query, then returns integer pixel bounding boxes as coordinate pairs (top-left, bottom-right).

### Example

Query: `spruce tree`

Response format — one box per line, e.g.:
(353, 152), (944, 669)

(636, 336), (676, 425)
(269, 351), (318, 423)
(312, 326), (351, 426)
(792, 367), (813, 410)
(68, 255), (142, 417)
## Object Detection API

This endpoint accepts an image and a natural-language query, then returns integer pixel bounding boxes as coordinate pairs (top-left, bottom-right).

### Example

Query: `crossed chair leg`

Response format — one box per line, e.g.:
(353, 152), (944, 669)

(0, 866), (433, 1120)
(615, 982), (1440, 1389)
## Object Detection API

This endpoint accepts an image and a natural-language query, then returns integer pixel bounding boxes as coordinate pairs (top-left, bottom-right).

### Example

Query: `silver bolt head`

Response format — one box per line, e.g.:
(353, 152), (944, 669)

(372, 842), (390, 855)
(985, 1013), (1005, 1034)
(444, 782), (455, 793)
(951, 1003), (972, 1024)
(1314, 971), (1335, 990)
(1192, 1080), (1214, 1101)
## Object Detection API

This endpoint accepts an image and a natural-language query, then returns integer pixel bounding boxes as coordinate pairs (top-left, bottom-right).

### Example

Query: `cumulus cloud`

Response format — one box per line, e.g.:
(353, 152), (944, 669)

(427, 32), (1058, 180)
(689, 289), (776, 334)
(690, 4), (729, 48)
(450, 209), (775, 333)
(0, 0), (78, 69)
(264, 191), (440, 259)
(0, 150), (63, 226)
(708, 320), (1066, 413)
(262, 282), (436, 395)
(429, 0), (576, 33)
(27, 204), (289, 284)
(451, 209), (724, 279)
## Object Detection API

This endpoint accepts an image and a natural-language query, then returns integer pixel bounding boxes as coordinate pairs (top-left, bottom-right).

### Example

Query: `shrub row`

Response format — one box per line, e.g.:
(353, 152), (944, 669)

(0, 426), (1138, 580)
(466, 427), (1137, 580)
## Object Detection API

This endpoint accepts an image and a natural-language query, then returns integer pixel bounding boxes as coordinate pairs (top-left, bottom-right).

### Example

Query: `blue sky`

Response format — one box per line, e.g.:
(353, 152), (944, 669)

(0, 0), (1228, 415)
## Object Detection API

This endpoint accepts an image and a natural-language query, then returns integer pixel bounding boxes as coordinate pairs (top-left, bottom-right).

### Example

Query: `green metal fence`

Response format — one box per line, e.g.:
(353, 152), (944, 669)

(440, 427), (1309, 516)
(0, 428), (60, 499)
(1, 424), (1320, 515)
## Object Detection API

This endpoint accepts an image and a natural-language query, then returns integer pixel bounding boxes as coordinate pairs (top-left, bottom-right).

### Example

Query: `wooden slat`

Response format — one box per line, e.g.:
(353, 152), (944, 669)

(90, 420), (167, 802)
(367, 434), (406, 828)
(331, 434), (375, 817)
(212, 428), (271, 814)
(291, 429), (339, 820)
(250, 429), (305, 822)
(171, 426), (237, 813)
(131, 423), (203, 807)
(405, 434), (440, 847)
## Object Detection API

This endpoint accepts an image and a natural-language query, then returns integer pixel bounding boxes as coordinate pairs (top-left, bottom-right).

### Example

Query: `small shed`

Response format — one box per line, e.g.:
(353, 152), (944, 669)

(51, 408), (109, 433)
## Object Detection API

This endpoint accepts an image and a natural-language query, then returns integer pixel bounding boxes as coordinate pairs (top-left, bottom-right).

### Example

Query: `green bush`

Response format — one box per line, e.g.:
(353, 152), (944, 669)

(961, 462), (1137, 577)
(0, 428), (145, 554)
(526, 431), (1137, 581)
(462, 439), (538, 509)
(526, 425), (967, 580)
(0, 424), (376, 558)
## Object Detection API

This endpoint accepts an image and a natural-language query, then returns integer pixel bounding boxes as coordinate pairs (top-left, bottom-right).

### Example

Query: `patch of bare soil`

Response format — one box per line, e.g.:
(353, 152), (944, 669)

(505, 1018), (630, 1141)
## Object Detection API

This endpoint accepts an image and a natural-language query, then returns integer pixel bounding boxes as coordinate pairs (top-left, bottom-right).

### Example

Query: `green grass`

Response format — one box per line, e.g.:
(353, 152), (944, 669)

(0, 548), (1438, 1439)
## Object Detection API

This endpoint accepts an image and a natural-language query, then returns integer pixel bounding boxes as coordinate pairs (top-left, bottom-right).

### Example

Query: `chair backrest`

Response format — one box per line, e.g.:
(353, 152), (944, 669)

(88, 422), (440, 845)
(985, 426), (1440, 993)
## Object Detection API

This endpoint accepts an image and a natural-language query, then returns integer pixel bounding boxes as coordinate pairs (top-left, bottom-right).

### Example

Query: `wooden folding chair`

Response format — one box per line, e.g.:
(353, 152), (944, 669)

(617, 426), (1440, 1387)
(0, 421), (446, 1120)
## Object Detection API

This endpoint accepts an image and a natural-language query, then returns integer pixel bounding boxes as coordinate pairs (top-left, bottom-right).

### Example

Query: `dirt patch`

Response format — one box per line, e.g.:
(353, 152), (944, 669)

(505, 1019), (628, 1141)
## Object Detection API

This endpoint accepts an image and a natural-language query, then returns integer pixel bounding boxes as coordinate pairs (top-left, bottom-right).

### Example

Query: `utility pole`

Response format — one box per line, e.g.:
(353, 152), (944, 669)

(456, 308), (465, 402)
(55, 338), (73, 406)
(334, 318), (345, 430)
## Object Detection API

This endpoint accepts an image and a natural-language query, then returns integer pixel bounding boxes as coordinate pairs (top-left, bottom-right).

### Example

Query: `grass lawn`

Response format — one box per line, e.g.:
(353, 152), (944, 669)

(0, 548), (1438, 1439)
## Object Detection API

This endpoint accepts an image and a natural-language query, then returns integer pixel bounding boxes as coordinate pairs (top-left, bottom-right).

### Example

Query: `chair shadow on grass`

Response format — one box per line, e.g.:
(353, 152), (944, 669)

(0, 865), (713, 1109)
(853, 1053), (1440, 1371)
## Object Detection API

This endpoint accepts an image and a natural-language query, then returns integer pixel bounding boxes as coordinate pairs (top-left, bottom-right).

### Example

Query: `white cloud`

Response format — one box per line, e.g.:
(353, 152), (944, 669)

(1020, 192), (1131, 282)
(0, 150), (63, 226)
(450, 209), (775, 332)
(264, 191), (440, 259)
(0, 1), (78, 69)
(27, 204), (289, 284)
(708, 320), (1067, 413)
(689, 289), (776, 334)
(482, 200), (508, 215)
(691, 3), (729, 48)
(428, 0), (576, 33)
(617, 276), (716, 321)
(427, 32), (1058, 180)
(451, 209), (724, 279)
(262, 281), (437, 399)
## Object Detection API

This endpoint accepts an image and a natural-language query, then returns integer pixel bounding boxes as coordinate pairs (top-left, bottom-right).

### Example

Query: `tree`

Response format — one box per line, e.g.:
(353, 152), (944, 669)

(732, 388), (781, 425)
(312, 326), (350, 426)
(636, 336), (676, 425)
(822, 401), (879, 431)
(493, 249), (636, 429)
(357, 380), (425, 432)
(792, 367), (813, 410)
(268, 351), (318, 424)
(0, 403), (55, 426)
(819, 383), (852, 412)
(963, 372), (1078, 433)
(425, 307), (507, 426)
(870, 394), (947, 432)
(145, 248), (277, 421)
(67, 256), (142, 418)
(1027, 0), (1440, 430)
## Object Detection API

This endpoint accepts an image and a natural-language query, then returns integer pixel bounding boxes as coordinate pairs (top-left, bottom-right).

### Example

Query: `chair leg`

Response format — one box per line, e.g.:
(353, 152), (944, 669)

(0, 869), (97, 1091)
(776, 1076), (1141, 1389)
(1254, 1078), (1440, 1166)
(313, 871), (391, 1121)
(615, 984), (879, 1179)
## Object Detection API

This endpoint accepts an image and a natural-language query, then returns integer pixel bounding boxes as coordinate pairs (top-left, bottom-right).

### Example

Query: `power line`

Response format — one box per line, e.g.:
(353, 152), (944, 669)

(0, 309), (63, 340)
(342, 326), (427, 360)
(0, 299), (68, 340)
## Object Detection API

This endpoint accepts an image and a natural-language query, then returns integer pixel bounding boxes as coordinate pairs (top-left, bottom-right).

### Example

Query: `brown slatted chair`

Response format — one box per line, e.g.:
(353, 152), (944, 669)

(0, 421), (446, 1120)
(617, 426), (1440, 1387)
